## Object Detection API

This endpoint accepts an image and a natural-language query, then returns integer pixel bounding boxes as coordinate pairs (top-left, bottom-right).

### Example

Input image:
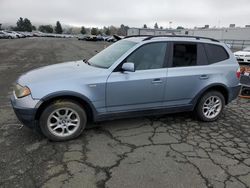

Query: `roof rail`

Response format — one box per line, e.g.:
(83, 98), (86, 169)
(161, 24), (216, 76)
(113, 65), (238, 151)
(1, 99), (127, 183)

(142, 35), (220, 42)
(124, 35), (152, 39)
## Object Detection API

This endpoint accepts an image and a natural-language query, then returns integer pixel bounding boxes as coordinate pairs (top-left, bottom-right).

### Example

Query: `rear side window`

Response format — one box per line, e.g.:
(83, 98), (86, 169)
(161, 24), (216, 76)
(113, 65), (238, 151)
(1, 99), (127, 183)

(204, 44), (229, 64)
(172, 43), (197, 67)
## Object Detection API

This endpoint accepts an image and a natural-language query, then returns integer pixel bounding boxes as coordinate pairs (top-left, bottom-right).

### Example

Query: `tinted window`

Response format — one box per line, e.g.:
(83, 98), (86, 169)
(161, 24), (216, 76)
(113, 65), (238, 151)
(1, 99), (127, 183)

(197, 44), (209, 66)
(126, 42), (167, 70)
(172, 44), (197, 67)
(204, 44), (229, 64)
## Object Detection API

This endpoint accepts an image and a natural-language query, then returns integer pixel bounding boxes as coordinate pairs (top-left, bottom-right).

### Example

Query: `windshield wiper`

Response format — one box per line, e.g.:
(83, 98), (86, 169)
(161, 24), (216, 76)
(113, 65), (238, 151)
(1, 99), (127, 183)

(83, 59), (91, 65)
(83, 59), (107, 68)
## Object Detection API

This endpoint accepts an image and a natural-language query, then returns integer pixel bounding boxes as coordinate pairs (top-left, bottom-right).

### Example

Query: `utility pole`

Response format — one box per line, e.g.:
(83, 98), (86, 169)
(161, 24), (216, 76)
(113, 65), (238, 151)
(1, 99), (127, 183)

(169, 21), (172, 29)
(0, 24), (2, 30)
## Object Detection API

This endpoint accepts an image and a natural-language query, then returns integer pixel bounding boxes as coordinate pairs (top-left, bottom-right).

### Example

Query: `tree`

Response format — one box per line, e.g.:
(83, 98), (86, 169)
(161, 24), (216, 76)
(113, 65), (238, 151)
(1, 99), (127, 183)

(177, 26), (184, 30)
(160, 26), (163, 29)
(55, 21), (63, 34)
(143, 24), (147, 28)
(97, 30), (102, 35)
(154, 22), (159, 29)
(91, 28), (98, 35)
(23, 18), (32, 32)
(80, 26), (86, 34)
(32, 25), (36, 31)
(109, 25), (118, 35)
(15, 17), (33, 31)
(117, 24), (128, 36)
(16, 17), (24, 31)
(38, 25), (53, 33)
(104, 27), (111, 35)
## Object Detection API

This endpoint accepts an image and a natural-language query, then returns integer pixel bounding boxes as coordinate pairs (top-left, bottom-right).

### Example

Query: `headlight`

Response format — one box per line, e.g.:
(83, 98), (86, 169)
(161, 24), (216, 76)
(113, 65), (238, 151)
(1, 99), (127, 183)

(14, 84), (31, 98)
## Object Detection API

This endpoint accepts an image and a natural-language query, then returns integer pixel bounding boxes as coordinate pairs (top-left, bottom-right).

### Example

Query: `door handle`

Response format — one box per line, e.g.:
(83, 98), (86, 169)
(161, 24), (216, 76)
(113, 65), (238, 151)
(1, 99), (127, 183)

(200, 75), (209, 80)
(152, 78), (163, 84)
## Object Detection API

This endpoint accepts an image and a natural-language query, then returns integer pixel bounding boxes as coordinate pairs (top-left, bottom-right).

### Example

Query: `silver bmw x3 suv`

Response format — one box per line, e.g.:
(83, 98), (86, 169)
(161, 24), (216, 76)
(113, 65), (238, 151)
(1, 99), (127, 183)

(11, 35), (241, 141)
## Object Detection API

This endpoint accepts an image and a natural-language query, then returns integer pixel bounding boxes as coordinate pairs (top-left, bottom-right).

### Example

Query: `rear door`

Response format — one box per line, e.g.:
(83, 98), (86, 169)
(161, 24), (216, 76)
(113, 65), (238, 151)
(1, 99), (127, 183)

(164, 42), (210, 106)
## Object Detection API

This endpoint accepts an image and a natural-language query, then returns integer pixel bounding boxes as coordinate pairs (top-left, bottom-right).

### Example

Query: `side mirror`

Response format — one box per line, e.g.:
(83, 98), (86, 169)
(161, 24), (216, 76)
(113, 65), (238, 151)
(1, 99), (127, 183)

(122, 62), (135, 72)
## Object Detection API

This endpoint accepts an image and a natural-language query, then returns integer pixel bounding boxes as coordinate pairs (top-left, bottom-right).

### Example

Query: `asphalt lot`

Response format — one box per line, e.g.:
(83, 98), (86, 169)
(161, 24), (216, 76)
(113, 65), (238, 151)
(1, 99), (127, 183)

(0, 38), (250, 188)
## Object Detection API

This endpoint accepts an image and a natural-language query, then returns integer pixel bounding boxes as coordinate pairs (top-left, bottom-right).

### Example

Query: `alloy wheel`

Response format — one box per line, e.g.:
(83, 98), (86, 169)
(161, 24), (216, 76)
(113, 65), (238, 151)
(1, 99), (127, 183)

(202, 96), (222, 119)
(47, 108), (80, 137)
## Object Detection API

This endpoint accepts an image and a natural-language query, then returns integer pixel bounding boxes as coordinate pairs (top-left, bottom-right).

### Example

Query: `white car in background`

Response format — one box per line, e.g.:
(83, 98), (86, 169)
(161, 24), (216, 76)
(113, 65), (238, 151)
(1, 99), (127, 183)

(2, 31), (18, 39)
(0, 31), (9, 39)
(234, 46), (250, 64)
(12, 31), (26, 38)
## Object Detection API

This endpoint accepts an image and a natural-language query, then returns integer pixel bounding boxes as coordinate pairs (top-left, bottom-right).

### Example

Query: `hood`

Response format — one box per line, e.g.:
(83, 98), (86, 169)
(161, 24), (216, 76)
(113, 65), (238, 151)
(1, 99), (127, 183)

(234, 51), (250, 56)
(18, 60), (104, 85)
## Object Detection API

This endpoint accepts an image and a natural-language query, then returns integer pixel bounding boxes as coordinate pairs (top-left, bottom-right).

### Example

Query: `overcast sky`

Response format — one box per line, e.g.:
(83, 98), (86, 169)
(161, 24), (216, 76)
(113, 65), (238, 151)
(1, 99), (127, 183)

(1, 0), (250, 28)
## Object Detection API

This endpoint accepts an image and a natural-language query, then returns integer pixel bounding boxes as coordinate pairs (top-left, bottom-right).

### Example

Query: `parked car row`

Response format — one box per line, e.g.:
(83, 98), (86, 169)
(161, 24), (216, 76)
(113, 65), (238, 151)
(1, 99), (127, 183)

(77, 34), (124, 42)
(0, 30), (125, 42)
(0, 30), (74, 39)
(77, 35), (116, 42)
(0, 30), (26, 39)
(32, 31), (74, 38)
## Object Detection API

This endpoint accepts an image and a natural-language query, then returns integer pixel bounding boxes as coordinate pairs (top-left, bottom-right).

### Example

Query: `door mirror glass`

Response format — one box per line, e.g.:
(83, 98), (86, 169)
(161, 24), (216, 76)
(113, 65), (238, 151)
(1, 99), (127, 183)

(122, 62), (135, 72)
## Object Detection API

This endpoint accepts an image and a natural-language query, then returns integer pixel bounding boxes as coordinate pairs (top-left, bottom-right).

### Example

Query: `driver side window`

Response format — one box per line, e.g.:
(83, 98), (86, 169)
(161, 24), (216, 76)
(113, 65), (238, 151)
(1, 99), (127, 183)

(125, 42), (167, 70)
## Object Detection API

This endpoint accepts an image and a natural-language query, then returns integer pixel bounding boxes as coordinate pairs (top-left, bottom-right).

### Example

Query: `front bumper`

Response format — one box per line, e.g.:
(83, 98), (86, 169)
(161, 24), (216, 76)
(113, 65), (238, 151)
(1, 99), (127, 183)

(236, 58), (250, 63)
(228, 85), (241, 103)
(10, 94), (39, 129)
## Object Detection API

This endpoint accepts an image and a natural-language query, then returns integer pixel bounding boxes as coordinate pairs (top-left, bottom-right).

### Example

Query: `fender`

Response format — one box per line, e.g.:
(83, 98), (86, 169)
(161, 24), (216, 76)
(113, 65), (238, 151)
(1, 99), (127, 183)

(35, 91), (98, 118)
(191, 83), (229, 108)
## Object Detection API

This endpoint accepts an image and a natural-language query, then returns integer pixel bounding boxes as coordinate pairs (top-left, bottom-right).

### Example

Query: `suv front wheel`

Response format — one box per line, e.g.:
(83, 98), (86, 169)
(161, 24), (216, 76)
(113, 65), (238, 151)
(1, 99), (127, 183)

(39, 100), (87, 141)
(195, 91), (225, 122)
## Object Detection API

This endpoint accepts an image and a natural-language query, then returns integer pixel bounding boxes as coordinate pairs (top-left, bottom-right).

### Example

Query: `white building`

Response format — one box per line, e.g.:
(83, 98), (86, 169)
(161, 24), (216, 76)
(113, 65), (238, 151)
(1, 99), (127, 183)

(127, 28), (180, 36)
(128, 27), (250, 41)
(127, 27), (250, 49)
(180, 27), (250, 41)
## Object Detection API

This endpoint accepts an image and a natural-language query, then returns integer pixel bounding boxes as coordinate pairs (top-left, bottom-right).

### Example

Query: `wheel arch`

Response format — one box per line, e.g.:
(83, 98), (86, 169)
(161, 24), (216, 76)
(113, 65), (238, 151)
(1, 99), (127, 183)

(192, 83), (229, 108)
(34, 91), (97, 122)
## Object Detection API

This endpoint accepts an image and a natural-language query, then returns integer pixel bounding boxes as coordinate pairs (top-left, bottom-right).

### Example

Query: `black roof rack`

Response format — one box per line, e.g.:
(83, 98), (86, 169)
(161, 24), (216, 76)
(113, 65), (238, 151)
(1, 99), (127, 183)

(124, 35), (152, 39)
(142, 35), (220, 42)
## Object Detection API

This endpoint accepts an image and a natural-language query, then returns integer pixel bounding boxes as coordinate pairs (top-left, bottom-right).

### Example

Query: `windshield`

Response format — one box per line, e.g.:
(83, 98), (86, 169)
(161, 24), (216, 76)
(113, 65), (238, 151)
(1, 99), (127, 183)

(89, 40), (137, 68)
(243, 47), (250, 52)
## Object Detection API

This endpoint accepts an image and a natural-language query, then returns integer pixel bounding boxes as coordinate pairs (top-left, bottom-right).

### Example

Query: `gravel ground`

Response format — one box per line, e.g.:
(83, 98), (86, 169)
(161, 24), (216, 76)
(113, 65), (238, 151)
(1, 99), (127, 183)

(0, 38), (250, 188)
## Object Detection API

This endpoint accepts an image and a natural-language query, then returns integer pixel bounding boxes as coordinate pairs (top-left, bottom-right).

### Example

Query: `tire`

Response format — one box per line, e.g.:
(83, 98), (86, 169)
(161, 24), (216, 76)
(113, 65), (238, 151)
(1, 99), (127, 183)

(39, 100), (87, 141)
(195, 91), (225, 122)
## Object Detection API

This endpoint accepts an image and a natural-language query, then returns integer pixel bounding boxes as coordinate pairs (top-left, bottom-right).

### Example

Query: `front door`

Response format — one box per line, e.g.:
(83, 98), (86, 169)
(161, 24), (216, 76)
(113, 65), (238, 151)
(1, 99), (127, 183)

(106, 42), (168, 112)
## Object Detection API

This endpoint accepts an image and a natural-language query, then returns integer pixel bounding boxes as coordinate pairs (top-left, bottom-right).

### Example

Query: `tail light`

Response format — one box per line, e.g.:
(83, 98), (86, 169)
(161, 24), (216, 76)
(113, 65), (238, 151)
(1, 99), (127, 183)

(236, 67), (241, 79)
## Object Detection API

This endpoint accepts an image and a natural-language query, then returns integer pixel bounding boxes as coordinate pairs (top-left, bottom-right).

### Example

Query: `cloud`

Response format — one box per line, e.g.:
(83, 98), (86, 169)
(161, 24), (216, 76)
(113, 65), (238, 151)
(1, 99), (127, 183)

(0, 0), (250, 28)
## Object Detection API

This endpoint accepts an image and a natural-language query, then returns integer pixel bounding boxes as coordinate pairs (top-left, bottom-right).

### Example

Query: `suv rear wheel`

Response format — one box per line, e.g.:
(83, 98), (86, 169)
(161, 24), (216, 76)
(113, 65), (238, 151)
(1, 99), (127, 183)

(195, 91), (225, 122)
(39, 100), (87, 141)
